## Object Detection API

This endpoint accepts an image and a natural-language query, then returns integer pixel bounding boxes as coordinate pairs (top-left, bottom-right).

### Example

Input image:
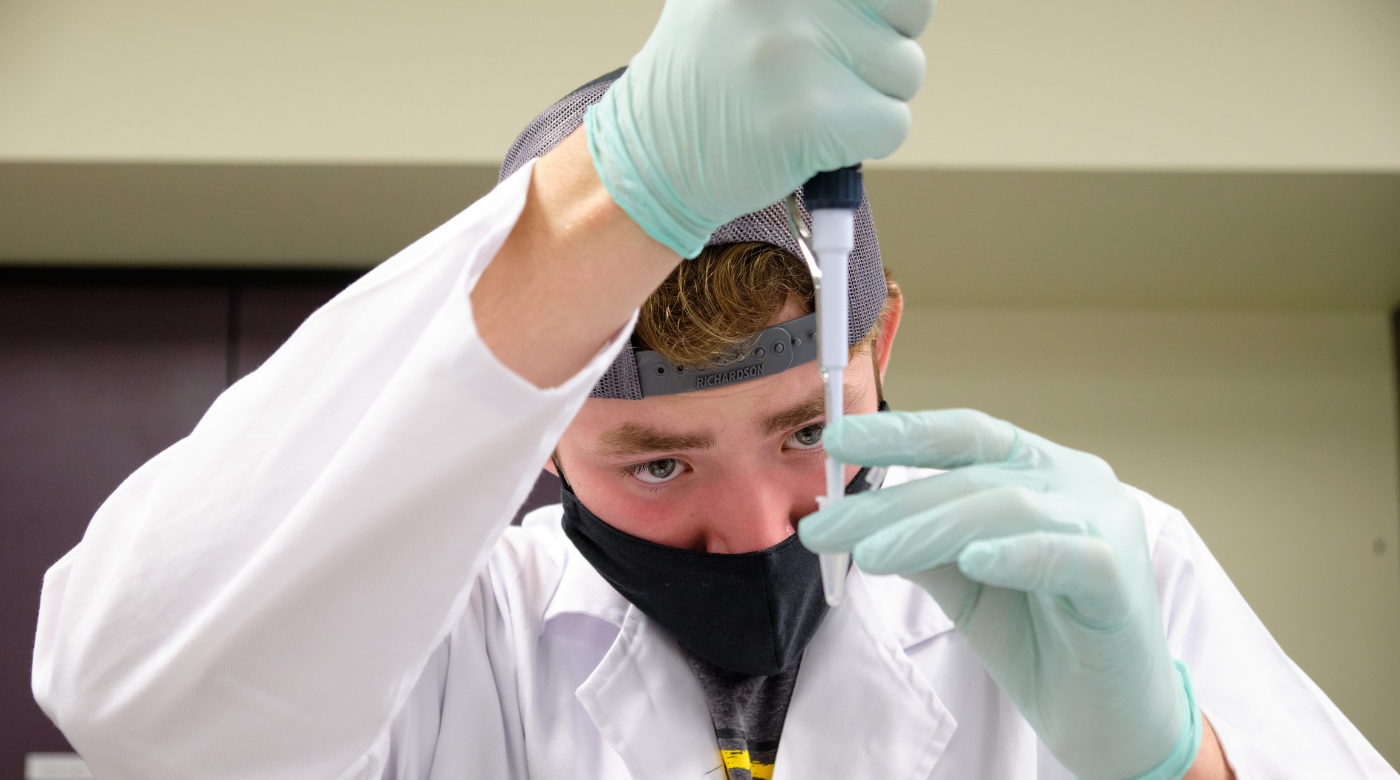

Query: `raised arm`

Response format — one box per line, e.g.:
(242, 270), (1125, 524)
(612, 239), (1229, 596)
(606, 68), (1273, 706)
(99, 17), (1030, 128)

(473, 129), (675, 387)
(31, 153), (635, 780)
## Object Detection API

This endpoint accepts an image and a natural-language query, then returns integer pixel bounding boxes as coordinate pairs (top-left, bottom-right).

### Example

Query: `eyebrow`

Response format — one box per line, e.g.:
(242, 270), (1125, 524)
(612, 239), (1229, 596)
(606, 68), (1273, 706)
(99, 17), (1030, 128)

(761, 382), (866, 437)
(597, 423), (715, 458)
(596, 381), (869, 459)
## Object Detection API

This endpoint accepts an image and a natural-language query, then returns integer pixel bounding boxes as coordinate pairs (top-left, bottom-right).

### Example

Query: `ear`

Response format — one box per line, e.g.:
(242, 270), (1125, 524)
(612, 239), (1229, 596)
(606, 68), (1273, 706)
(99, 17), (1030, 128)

(874, 283), (903, 385)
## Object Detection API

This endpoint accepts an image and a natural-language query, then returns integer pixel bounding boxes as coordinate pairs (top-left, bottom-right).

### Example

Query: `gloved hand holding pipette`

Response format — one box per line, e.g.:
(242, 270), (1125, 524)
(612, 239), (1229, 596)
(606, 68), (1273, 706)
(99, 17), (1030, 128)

(800, 409), (1205, 780)
(585, 0), (930, 259)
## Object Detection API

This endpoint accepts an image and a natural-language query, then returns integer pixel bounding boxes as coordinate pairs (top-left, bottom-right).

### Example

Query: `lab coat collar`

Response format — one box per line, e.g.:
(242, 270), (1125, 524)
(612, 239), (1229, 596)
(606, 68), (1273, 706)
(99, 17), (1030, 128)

(575, 604), (726, 779)
(536, 506), (631, 628)
(772, 568), (957, 780)
(568, 563), (958, 780)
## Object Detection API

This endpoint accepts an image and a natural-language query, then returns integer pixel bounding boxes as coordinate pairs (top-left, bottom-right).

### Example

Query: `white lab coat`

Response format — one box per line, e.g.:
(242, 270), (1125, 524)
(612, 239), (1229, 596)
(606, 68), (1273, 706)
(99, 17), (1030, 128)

(32, 161), (1396, 780)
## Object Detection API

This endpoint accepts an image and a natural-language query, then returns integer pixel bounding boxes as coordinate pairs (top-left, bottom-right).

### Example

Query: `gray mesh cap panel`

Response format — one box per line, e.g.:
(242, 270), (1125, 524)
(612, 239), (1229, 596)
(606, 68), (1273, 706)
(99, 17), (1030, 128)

(499, 69), (887, 400)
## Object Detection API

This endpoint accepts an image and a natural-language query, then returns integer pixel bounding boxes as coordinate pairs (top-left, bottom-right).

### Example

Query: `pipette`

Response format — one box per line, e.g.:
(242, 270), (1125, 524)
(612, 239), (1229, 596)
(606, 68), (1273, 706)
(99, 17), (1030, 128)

(786, 166), (863, 607)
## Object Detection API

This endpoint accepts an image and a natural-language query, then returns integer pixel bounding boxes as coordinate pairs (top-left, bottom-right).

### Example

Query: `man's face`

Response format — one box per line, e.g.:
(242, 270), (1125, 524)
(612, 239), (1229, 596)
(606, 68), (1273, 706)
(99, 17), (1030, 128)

(552, 300), (900, 554)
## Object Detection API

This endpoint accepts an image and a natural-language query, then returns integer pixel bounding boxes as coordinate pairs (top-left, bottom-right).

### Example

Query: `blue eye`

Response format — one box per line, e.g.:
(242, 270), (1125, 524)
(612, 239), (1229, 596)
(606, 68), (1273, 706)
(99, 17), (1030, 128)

(787, 424), (824, 450)
(633, 459), (683, 484)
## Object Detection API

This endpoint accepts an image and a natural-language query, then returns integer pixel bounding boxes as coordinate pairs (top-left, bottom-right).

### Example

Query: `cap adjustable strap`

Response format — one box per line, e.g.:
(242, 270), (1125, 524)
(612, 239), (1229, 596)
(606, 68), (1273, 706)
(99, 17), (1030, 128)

(633, 313), (819, 397)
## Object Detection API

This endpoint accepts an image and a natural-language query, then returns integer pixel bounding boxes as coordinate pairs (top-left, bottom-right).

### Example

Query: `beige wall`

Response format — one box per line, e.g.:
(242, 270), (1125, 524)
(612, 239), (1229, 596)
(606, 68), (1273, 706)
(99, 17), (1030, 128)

(884, 306), (1400, 763)
(2, 0), (1397, 169)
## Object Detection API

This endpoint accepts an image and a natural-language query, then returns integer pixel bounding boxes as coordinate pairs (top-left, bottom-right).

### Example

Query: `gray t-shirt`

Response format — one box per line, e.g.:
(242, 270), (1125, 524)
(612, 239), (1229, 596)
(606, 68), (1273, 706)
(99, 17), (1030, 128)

(681, 649), (802, 780)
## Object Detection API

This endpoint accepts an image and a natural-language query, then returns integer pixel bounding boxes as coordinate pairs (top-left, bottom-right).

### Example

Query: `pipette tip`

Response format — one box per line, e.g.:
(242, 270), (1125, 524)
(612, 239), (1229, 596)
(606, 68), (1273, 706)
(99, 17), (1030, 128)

(819, 552), (848, 606)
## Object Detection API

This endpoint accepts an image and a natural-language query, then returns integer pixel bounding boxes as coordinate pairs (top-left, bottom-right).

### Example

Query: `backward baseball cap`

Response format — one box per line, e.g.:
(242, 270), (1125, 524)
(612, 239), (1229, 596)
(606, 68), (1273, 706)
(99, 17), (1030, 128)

(499, 67), (887, 400)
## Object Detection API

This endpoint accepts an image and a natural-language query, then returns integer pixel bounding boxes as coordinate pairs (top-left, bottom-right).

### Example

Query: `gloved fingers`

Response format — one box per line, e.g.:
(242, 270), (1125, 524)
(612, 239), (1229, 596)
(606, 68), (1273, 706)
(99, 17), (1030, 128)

(800, 463), (1024, 553)
(824, 409), (1026, 470)
(804, 71), (915, 164)
(957, 532), (1122, 613)
(849, 486), (1087, 575)
(903, 565), (982, 626)
(825, 7), (927, 101)
(858, 0), (937, 38)
(751, 40), (915, 168)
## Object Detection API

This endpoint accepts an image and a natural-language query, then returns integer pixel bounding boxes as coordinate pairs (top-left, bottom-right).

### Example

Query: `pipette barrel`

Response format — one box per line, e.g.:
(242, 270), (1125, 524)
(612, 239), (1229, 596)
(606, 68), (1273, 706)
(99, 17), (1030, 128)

(807, 168), (859, 605)
(803, 166), (863, 607)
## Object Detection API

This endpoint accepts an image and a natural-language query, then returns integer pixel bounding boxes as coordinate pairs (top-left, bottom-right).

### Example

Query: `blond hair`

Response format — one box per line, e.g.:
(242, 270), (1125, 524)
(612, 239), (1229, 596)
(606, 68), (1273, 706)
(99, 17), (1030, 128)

(636, 242), (899, 371)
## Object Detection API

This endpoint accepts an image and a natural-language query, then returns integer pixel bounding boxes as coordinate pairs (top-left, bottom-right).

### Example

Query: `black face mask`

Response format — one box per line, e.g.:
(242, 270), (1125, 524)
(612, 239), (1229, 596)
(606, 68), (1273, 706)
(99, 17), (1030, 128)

(560, 462), (884, 677)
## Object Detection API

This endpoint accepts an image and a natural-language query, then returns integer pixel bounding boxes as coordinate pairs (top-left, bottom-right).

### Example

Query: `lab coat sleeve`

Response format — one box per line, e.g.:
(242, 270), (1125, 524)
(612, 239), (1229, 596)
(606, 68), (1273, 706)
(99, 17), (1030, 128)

(30, 159), (634, 780)
(1147, 497), (1398, 779)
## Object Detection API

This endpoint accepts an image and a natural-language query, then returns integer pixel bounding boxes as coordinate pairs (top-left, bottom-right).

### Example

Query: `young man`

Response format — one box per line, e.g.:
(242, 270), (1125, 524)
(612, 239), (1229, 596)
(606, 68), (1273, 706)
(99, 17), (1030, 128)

(32, 2), (1395, 779)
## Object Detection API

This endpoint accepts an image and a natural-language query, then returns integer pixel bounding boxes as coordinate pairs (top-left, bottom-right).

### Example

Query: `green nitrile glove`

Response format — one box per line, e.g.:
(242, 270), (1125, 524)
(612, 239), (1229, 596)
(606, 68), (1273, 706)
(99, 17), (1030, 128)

(799, 409), (1204, 780)
(586, 0), (933, 258)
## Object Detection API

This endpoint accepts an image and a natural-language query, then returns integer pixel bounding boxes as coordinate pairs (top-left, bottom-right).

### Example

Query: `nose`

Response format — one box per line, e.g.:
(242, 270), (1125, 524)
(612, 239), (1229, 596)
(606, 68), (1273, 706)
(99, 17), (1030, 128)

(698, 466), (817, 554)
